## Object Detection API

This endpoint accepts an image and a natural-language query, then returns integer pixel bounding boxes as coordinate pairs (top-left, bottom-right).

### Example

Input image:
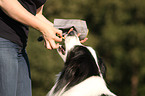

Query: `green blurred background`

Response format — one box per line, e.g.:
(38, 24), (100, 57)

(26, 0), (145, 96)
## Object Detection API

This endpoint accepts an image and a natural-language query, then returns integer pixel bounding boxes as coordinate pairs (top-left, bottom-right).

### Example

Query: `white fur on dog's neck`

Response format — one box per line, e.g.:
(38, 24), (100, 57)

(47, 76), (116, 96)
(61, 76), (116, 96)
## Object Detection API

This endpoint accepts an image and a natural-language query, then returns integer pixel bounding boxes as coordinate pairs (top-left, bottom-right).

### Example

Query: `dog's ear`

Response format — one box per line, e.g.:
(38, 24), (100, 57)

(98, 57), (106, 78)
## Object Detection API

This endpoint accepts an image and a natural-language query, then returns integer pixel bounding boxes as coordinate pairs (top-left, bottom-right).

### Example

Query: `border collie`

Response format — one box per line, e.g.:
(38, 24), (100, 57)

(47, 30), (116, 96)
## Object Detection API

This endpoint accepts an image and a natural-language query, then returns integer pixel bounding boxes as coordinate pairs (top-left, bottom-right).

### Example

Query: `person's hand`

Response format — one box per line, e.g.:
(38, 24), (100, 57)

(77, 33), (88, 43)
(42, 26), (62, 50)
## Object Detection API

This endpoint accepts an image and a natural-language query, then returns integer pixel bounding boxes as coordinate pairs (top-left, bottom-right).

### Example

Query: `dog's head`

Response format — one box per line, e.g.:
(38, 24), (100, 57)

(57, 30), (105, 78)
(57, 30), (81, 61)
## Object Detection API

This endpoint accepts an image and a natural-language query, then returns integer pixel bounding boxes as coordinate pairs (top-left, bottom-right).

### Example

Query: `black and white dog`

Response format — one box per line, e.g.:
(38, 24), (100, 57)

(47, 30), (116, 96)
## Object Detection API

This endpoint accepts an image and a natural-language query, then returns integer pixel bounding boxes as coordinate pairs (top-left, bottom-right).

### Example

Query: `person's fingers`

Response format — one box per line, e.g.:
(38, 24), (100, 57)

(80, 38), (88, 43)
(68, 28), (74, 33)
(63, 28), (74, 39)
(55, 28), (62, 37)
(68, 28), (73, 34)
(44, 40), (52, 49)
(77, 33), (88, 43)
(49, 39), (60, 49)
(53, 35), (62, 42)
(77, 33), (81, 37)
(57, 29), (62, 35)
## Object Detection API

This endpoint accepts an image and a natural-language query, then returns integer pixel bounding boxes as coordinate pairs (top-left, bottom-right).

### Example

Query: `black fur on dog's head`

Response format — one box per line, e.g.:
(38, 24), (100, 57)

(54, 45), (106, 93)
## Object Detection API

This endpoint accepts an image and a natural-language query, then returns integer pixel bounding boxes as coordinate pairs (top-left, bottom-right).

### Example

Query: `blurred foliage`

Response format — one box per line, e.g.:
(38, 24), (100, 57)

(26, 0), (145, 96)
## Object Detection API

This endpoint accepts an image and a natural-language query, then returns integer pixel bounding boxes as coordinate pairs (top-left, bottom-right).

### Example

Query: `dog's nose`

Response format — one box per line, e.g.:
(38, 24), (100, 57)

(68, 31), (75, 36)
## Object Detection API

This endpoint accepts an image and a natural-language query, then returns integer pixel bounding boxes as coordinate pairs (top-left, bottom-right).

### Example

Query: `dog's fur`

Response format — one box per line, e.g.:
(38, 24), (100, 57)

(47, 31), (116, 96)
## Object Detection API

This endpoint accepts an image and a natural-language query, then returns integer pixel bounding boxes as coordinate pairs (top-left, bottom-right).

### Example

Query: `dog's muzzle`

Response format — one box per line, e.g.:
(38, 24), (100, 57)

(58, 30), (78, 56)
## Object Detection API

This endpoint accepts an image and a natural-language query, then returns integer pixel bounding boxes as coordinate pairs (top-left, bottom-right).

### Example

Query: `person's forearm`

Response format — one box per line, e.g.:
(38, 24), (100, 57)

(35, 5), (53, 27)
(0, 0), (45, 32)
(36, 13), (53, 27)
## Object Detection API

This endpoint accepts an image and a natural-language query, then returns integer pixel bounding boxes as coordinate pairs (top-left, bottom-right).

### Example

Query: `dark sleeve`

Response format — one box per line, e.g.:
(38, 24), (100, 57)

(35, 0), (46, 8)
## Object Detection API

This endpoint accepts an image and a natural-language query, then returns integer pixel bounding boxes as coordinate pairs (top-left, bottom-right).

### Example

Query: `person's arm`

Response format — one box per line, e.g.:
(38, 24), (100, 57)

(0, 0), (62, 49)
(35, 5), (60, 49)
(36, 5), (53, 27)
